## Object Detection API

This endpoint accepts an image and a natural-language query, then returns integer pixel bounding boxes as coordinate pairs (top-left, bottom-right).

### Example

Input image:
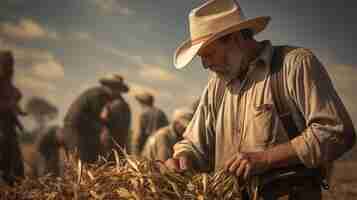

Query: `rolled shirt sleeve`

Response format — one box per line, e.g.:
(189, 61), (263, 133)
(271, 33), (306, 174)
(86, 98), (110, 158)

(286, 49), (356, 167)
(173, 78), (221, 172)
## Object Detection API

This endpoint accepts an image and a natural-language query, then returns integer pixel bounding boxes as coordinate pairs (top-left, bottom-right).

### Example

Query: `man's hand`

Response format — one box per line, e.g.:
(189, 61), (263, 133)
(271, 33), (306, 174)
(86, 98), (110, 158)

(56, 128), (66, 147)
(100, 127), (111, 149)
(224, 151), (270, 180)
(100, 104), (111, 122)
(165, 155), (192, 172)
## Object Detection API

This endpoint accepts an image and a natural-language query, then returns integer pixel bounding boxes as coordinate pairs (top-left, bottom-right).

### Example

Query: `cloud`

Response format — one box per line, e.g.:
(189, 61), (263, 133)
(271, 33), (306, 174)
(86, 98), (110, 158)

(31, 60), (65, 80)
(100, 44), (145, 67)
(139, 64), (176, 81)
(0, 38), (54, 65)
(0, 18), (58, 40)
(15, 73), (56, 92)
(15, 73), (64, 126)
(93, 0), (134, 16)
(0, 38), (65, 80)
(97, 44), (178, 82)
(72, 32), (93, 41)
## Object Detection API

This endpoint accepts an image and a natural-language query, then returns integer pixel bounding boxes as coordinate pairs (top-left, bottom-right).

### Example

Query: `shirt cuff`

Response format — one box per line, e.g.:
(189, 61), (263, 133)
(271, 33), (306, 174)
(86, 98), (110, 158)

(290, 127), (322, 168)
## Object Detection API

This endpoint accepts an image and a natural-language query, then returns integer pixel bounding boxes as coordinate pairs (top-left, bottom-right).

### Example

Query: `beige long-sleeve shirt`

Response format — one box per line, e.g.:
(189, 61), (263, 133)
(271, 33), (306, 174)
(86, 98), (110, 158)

(173, 41), (355, 172)
(131, 105), (169, 155)
(141, 124), (179, 161)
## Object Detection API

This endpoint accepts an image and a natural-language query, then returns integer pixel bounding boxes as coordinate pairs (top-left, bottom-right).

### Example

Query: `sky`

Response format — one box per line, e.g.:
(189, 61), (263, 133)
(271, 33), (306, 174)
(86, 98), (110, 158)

(1, 0), (357, 132)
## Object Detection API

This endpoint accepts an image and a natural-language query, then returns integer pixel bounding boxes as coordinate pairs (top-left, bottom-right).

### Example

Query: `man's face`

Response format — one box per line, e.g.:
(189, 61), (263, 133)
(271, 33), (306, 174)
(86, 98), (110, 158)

(174, 121), (187, 138)
(197, 34), (248, 83)
(198, 39), (229, 74)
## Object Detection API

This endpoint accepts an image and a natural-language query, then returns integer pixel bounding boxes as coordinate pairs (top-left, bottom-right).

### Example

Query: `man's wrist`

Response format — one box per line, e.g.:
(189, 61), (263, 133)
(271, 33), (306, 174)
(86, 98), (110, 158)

(261, 150), (272, 171)
(265, 142), (301, 169)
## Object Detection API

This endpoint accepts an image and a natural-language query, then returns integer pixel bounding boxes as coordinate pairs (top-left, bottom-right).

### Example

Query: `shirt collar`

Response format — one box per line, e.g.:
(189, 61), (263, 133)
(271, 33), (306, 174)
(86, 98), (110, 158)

(222, 40), (274, 88)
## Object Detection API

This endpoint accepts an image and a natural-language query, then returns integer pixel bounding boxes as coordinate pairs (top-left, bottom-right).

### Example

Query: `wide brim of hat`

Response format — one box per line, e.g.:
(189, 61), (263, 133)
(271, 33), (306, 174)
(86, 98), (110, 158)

(134, 95), (151, 103)
(174, 16), (271, 69)
(99, 79), (129, 93)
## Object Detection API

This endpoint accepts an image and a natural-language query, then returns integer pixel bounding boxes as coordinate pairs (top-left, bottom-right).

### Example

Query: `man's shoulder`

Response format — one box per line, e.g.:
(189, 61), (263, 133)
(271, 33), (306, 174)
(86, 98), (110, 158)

(276, 46), (315, 63)
(147, 126), (171, 143)
(274, 46), (318, 74)
(285, 46), (313, 58)
(158, 126), (171, 134)
(78, 86), (110, 99)
(152, 126), (171, 138)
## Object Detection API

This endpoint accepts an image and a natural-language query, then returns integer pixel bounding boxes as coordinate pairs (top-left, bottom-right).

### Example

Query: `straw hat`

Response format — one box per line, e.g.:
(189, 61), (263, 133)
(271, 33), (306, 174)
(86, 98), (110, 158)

(99, 73), (129, 93)
(134, 91), (154, 105)
(174, 0), (270, 69)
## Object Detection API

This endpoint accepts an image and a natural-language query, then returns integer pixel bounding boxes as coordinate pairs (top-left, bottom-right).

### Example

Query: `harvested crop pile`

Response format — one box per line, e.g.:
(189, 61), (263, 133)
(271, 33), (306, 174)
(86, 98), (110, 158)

(0, 152), (247, 200)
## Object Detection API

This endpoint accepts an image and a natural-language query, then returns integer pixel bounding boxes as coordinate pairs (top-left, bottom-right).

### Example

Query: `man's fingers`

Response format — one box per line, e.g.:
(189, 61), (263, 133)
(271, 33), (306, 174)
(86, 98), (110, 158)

(165, 158), (180, 172)
(225, 153), (244, 171)
(224, 156), (237, 171)
(243, 163), (252, 180)
(236, 159), (248, 178)
(228, 158), (241, 174)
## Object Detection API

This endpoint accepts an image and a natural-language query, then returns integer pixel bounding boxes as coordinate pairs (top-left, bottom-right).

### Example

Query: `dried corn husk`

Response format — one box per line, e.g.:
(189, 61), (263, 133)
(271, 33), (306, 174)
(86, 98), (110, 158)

(0, 151), (246, 200)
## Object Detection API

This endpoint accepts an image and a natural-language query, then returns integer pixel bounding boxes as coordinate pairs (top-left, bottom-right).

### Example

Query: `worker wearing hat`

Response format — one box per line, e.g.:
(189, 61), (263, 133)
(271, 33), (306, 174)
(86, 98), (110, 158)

(131, 90), (169, 156)
(165, 0), (355, 199)
(0, 50), (25, 185)
(142, 107), (194, 161)
(63, 73), (130, 163)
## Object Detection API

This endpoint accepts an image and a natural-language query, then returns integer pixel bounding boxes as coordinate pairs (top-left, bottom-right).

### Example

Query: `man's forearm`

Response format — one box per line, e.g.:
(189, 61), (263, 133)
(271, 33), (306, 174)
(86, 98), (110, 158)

(265, 142), (301, 169)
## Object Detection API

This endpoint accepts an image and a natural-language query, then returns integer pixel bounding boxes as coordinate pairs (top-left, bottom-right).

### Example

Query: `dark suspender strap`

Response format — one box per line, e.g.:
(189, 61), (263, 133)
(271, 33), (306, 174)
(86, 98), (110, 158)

(270, 46), (302, 139)
(260, 46), (326, 199)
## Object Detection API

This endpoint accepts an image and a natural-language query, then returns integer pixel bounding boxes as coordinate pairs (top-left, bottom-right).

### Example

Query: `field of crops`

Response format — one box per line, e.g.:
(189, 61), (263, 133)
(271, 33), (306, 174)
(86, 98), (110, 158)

(1, 150), (356, 200)
(0, 151), (248, 200)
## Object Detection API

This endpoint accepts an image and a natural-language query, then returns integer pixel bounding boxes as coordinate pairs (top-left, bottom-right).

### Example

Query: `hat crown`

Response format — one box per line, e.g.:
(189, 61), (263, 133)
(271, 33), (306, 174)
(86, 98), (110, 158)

(101, 73), (123, 82)
(189, 0), (246, 41)
(99, 73), (129, 93)
(110, 74), (123, 81)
